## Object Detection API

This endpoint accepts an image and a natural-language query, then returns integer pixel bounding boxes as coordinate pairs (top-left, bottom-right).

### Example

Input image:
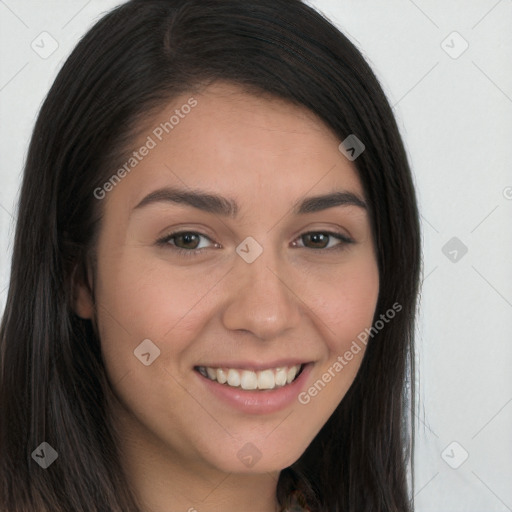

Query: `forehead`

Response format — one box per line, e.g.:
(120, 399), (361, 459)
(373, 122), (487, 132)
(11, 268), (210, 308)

(107, 81), (365, 210)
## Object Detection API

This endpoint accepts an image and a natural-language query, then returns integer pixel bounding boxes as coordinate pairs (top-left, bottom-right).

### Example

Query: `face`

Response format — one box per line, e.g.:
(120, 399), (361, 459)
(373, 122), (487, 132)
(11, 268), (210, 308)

(76, 81), (379, 476)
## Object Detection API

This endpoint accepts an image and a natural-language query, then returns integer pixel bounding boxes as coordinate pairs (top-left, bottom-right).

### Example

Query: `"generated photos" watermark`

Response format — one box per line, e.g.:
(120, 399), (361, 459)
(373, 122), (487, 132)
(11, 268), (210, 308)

(94, 97), (198, 200)
(298, 302), (402, 404)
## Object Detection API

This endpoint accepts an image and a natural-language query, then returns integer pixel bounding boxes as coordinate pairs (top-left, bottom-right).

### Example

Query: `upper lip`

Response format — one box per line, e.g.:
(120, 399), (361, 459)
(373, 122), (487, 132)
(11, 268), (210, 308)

(195, 359), (310, 371)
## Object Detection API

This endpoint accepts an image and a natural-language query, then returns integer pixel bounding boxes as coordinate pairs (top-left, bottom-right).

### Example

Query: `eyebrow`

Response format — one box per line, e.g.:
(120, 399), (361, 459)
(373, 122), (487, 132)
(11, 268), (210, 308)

(132, 186), (367, 218)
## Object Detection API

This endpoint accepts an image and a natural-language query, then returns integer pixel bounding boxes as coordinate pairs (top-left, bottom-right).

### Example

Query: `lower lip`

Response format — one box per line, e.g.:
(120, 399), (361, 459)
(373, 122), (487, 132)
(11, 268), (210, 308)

(195, 363), (313, 414)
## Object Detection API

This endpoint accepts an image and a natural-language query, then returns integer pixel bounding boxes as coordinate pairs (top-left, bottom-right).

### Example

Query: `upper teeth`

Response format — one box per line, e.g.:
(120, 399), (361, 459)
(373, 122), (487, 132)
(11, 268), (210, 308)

(197, 364), (302, 390)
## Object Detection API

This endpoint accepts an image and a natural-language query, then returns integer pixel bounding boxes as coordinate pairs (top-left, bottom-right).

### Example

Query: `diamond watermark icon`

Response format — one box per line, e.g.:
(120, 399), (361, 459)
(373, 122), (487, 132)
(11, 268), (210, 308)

(236, 236), (263, 263)
(338, 134), (365, 161)
(441, 31), (469, 59)
(134, 338), (161, 366)
(441, 441), (469, 469)
(31, 32), (59, 59)
(237, 442), (262, 468)
(32, 442), (58, 469)
(442, 236), (468, 263)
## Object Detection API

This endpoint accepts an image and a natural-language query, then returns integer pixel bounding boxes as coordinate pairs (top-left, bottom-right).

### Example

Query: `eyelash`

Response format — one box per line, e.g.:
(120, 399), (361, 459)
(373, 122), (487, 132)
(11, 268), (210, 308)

(155, 230), (354, 258)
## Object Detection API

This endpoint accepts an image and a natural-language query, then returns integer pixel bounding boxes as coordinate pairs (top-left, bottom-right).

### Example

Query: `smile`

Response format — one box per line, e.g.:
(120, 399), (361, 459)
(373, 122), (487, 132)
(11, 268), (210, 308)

(195, 364), (304, 391)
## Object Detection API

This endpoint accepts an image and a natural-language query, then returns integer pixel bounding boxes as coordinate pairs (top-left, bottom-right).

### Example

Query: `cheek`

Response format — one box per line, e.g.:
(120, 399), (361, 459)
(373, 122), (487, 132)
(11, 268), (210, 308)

(95, 249), (216, 342)
(92, 245), (233, 393)
(306, 254), (380, 352)
(293, 259), (378, 432)
(92, 249), (224, 451)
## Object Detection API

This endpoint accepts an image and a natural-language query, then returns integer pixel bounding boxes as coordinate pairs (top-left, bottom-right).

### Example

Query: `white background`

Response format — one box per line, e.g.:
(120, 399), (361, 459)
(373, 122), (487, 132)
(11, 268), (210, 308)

(1, 1), (511, 510)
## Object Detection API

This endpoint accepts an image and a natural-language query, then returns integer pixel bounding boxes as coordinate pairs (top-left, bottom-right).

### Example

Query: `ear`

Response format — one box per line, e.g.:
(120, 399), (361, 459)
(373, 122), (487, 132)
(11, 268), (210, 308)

(71, 259), (95, 320)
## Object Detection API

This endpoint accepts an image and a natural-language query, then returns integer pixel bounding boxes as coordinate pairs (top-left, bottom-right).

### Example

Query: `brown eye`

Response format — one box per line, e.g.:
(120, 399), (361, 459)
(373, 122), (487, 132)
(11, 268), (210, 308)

(303, 232), (329, 249)
(156, 231), (216, 258)
(294, 231), (354, 250)
(173, 232), (202, 250)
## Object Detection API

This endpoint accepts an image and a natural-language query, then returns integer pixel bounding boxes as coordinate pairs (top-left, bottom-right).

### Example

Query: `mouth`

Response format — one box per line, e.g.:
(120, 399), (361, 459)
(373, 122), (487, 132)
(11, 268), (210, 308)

(194, 363), (305, 391)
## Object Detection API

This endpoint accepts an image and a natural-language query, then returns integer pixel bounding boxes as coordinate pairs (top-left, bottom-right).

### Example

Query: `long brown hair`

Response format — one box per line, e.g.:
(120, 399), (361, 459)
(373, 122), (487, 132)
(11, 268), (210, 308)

(0, 1), (421, 510)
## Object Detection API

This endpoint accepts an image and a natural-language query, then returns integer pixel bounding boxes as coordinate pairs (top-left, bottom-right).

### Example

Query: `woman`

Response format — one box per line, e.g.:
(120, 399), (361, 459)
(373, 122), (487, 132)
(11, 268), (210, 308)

(0, 1), (421, 511)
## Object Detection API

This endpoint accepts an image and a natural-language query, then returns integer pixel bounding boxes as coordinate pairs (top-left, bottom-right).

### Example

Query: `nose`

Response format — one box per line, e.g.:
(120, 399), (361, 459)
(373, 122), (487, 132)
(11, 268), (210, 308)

(221, 246), (302, 340)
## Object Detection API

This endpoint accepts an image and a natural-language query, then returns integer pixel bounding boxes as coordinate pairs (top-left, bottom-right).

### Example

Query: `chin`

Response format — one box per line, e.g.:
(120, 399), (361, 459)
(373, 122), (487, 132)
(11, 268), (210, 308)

(204, 437), (308, 474)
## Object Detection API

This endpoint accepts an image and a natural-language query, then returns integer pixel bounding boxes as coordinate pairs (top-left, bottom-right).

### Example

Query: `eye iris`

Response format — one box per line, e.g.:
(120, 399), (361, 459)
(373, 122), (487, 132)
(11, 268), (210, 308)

(305, 233), (328, 249)
(176, 233), (199, 249)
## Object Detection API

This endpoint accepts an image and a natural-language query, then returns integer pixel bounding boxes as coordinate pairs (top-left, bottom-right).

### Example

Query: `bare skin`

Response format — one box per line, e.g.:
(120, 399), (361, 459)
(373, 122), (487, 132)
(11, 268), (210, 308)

(75, 81), (379, 512)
